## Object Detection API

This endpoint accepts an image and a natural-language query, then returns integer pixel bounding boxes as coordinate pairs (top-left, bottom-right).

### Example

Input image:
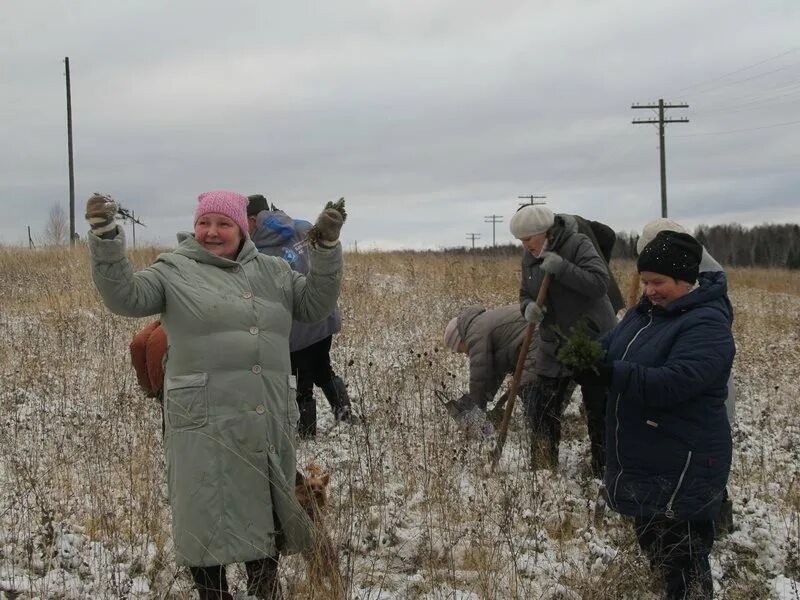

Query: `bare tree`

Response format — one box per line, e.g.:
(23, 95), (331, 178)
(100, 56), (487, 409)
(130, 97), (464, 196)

(44, 203), (68, 245)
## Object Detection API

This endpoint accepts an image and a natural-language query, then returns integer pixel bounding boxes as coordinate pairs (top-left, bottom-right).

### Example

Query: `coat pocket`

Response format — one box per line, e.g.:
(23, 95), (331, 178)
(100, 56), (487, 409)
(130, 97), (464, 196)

(165, 373), (208, 431)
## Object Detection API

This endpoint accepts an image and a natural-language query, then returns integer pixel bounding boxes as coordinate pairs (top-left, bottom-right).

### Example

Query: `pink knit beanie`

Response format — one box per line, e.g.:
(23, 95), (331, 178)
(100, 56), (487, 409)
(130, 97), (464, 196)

(194, 190), (249, 235)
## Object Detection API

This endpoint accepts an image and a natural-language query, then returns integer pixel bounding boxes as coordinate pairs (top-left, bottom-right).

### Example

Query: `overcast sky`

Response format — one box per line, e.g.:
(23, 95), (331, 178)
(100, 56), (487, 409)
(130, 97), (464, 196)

(2, 1), (799, 250)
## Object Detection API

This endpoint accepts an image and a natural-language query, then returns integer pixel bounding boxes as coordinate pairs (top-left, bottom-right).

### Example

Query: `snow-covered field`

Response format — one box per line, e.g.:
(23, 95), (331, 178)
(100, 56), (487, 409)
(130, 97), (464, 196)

(1, 247), (798, 599)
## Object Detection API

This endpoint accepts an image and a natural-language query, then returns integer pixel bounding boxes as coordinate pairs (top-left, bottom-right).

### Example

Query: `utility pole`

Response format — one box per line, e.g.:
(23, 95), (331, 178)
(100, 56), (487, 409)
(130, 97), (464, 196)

(466, 233), (481, 249)
(484, 214), (503, 247)
(64, 57), (76, 246)
(117, 205), (145, 248)
(632, 99), (689, 217)
(27, 226), (34, 249)
(518, 195), (547, 207)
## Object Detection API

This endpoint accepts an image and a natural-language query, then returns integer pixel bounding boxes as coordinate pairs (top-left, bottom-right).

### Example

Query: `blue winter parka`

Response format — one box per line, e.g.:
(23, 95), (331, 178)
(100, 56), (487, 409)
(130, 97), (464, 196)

(603, 271), (735, 521)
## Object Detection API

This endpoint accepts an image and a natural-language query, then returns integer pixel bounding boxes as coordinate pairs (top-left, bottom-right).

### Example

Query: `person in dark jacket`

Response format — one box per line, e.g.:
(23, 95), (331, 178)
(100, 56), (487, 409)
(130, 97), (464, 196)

(634, 217), (736, 537)
(248, 195), (354, 438)
(443, 305), (536, 427)
(574, 231), (734, 600)
(510, 206), (617, 474)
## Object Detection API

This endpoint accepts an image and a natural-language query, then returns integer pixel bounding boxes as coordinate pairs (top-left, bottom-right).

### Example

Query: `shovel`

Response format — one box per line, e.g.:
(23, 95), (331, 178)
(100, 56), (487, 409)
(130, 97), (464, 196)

(488, 274), (551, 472)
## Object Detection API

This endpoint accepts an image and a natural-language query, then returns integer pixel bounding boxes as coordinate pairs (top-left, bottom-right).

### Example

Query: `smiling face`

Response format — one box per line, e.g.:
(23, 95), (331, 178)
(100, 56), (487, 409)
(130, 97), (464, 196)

(520, 232), (548, 257)
(194, 213), (243, 260)
(640, 271), (692, 308)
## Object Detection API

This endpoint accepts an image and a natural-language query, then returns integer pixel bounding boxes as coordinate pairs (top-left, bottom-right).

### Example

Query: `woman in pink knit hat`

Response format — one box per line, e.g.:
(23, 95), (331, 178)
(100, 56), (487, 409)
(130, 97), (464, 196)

(86, 190), (346, 599)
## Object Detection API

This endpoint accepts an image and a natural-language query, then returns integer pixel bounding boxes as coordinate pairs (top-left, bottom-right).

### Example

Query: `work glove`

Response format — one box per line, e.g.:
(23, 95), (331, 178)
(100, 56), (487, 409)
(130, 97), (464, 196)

(315, 208), (344, 246)
(307, 197), (346, 248)
(85, 193), (119, 238)
(573, 361), (613, 388)
(456, 405), (495, 440)
(523, 301), (546, 324)
(540, 251), (564, 275)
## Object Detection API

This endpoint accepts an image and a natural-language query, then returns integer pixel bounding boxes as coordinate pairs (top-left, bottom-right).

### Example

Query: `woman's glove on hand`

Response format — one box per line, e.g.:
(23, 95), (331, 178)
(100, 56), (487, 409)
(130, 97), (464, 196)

(540, 251), (564, 275)
(524, 302), (545, 324)
(315, 208), (344, 246)
(85, 193), (119, 237)
(573, 362), (613, 387)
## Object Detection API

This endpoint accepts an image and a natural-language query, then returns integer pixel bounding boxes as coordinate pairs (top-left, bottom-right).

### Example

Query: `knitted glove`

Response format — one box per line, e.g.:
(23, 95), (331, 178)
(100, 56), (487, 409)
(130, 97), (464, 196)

(540, 251), (564, 275)
(85, 193), (119, 238)
(306, 197), (346, 248)
(315, 208), (344, 246)
(523, 301), (545, 324)
(573, 362), (613, 388)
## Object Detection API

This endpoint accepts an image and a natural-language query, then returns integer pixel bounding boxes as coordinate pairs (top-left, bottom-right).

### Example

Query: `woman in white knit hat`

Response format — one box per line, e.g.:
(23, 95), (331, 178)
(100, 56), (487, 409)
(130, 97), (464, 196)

(509, 205), (617, 475)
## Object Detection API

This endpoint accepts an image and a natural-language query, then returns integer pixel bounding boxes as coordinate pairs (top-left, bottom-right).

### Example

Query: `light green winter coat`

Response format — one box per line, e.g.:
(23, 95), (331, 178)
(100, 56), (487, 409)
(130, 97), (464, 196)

(88, 227), (342, 567)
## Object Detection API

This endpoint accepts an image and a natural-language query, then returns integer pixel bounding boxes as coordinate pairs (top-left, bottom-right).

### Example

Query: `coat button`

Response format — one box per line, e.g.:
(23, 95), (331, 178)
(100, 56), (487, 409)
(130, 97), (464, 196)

(243, 291), (252, 299)
(252, 364), (262, 374)
(249, 326), (258, 335)
(256, 405), (265, 414)
(231, 266), (240, 273)
(269, 444), (276, 453)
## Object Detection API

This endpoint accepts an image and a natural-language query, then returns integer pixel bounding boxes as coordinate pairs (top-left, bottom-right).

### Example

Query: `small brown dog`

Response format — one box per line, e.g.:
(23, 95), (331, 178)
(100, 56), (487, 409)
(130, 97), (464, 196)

(295, 463), (330, 520)
(294, 463), (344, 598)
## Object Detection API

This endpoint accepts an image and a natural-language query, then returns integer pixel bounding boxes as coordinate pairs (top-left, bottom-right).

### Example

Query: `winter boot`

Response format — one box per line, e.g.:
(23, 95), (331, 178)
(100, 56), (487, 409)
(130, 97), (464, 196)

(245, 557), (283, 600)
(296, 390), (317, 439)
(190, 566), (233, 600)
(321, 376), (356, 423)
(715, 488), (734, 539)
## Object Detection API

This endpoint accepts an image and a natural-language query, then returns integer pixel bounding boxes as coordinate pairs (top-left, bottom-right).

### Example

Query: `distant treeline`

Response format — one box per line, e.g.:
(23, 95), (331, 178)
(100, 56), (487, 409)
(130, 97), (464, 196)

(614, 223), (800, 269)
(443, 223), (800, 269)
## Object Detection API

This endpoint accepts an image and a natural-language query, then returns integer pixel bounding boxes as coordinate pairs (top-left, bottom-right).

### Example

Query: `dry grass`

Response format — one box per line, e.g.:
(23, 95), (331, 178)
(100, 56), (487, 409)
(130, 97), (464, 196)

(0, 245), (798, 598)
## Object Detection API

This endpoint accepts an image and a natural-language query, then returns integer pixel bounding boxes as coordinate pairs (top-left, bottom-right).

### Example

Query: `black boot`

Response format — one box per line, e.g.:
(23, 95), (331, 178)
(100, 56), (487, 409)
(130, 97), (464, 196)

(296, 390), (317, 439)
(245, 556), (283, 600)
(321, 376), (356, 422)
(190, 565), (233, 600)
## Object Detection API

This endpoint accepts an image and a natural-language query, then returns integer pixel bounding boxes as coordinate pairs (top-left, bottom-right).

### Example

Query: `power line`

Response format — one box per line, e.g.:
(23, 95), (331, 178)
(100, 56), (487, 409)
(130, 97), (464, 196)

(632, 99), (689, 218)
(672, 118), (800, 138)
(670, 46), (800, 95)
(684, 60), (800, 100)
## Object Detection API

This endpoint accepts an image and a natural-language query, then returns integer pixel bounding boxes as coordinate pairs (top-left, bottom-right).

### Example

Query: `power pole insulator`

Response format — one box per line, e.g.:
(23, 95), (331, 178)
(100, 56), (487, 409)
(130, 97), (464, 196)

(518, 195), (547, 208)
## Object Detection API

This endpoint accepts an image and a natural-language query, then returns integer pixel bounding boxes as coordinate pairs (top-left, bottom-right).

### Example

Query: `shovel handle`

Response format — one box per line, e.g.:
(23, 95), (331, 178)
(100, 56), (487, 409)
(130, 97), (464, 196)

(489, 274), (551, 472)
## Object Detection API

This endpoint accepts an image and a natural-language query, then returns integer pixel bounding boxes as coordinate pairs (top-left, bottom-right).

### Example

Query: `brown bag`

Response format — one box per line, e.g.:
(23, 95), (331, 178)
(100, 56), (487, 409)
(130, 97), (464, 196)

(130, 321), (167, 397)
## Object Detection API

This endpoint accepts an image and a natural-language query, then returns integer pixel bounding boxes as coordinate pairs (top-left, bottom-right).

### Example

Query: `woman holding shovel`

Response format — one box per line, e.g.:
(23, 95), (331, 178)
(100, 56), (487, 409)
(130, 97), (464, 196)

(510, 205), (616, 473)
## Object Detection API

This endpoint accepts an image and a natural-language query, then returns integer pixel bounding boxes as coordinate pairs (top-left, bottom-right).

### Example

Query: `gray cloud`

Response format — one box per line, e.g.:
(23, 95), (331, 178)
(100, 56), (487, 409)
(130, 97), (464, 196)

(2, 0), (798, 249)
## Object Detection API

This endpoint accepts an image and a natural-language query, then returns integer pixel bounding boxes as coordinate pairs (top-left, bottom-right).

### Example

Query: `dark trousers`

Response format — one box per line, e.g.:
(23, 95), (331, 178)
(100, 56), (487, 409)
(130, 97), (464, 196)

(291, 335), (354, 437)
(291, 336), (335, 437)
(634, 516), (715, 600)
(580, 384), (607, 478)
(521, 376), (571, 470)
(190, 556), (282, 599)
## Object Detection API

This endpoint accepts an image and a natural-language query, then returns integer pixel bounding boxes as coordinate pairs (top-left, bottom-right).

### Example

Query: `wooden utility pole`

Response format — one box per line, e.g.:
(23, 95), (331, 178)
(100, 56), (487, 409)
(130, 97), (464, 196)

(27, 226), (34, 249)
(466, 233), (481, 249)
(518, 195), (546, 207)
(632, 99), (689, 217)
(65, 57), (76, 245)
(484, 214), (503, 247)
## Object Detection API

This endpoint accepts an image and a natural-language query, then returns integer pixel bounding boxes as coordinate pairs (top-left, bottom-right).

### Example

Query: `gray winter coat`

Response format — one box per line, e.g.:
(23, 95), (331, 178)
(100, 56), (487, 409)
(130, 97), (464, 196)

(520, 215), (617, 378)
(457, 305), (536, 410)
(250, 209), (341, 352)
(88, 227), (342, 567)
